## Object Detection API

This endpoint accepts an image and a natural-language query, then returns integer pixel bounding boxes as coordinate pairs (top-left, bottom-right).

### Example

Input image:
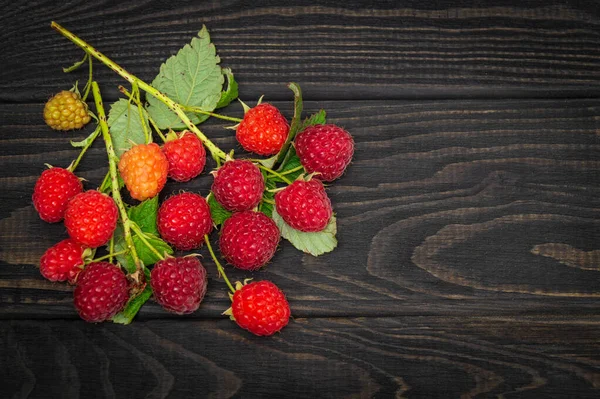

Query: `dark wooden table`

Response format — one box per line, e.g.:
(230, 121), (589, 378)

(1, 1), (599, 398)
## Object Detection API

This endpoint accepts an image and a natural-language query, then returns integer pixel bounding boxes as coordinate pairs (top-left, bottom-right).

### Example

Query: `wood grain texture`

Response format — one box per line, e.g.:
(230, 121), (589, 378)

(1, 2), (600, 396)
(2, 0), (600, 102)
(1, 99), (598, 319)
(1, 316), (600, 398)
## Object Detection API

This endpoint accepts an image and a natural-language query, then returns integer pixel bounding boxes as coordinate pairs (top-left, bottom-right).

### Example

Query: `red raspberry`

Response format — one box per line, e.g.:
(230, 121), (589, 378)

(295, 124), (354, 181)
(162, 131), (206, 182)
(73, 262), (129, 323)
(39, 238), (88, 283)
(157, 192), (213, 250)
(236, 103), (289, 156)
(64, 190), (118, 248)
(32, 167), (82, 223)
(211, 160), (265, 211)
(150, 256), (208, 314)
(118, 143), (169, 201)
(229, 280), (291, 336)
(219, 211), (280, 270)
(274, 179), (332, 232)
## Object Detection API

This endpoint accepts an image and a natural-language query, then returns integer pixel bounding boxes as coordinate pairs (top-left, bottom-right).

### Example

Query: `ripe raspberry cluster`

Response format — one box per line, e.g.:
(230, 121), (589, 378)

(32, 23), (355, 336)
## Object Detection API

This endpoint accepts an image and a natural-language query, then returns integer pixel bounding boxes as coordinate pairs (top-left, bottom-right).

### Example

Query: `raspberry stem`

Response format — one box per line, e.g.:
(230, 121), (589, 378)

(119, 86), (167, 143)
(128, 223), (165, 261)
(279, 165), (304, 176)
(63, 52), (88, 73)
(90, 250), (128, 263)
(204, 235), (235, 294)
(82, 56), (93, 102)
(257, 164), (293, 184)
(274, 82), (303, 169)
(91, 81), (142, 276)
(68, 126), (100, 173)
(51, 21), (226, 161)
(181, 105), (242, 123)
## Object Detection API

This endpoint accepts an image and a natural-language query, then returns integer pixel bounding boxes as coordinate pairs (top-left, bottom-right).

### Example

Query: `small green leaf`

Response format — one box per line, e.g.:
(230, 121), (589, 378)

(273, 82), (303, 168)
(128, 197), (159, 235)
(298, 109), (326, 132)
(216, 68), (238, 109)
(146, 25), (224, 129)
(70, 126), (100, 148)
(134, 234), (173, 267)
(257, 156), (278, 169)
(112, 226), (173, 273)
(274, 148), (305, 182)
(112, 268), (152, 325)
(258, 179), (277, 218)
(272, 209), (337, 256)
(112, 225), (136, 273)
(207, 192), (232, 225)
(107, 98), (149, 158)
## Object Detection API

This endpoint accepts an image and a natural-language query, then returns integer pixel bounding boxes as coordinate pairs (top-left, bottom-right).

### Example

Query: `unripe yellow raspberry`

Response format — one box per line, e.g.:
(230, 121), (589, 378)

(43, 90), (91, 131)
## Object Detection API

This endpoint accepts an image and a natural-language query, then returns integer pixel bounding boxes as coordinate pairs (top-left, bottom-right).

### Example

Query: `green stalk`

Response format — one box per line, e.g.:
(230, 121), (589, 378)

(68, 126), (100, 172)
(204, 235), (235, 294)
(182, 105), (242, 123)
(91, 250), (128, 263)
(119, 85), (167, 143)
(82, 56), (93, 102)
(91, 81), (142, 277)
(257, 164), (292, 184)
(108, 236), (115, 263)
(51, 21), (226, 161)
(129, 223), (165, 261)
(279, 165), (304, 176)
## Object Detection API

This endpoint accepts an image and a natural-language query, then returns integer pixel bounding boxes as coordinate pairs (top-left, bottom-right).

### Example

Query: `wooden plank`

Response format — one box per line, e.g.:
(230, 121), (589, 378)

(1, 316), (599, 398)
(1, 98), (598, 318)
(2, 1), (600, 102)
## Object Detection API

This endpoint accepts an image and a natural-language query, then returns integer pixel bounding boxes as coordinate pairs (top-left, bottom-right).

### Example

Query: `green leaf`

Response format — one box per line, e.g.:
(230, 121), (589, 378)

(207, 192), (232, 226)
(112, 225), (136, 273)
(70, 126), (100, 148)
(135, 234), (173, 268)
(215, 68), (238, 109)
(258, 179), (277, 218)
(112, 268), (152, 325)
(273, 82), (303, 168)
(111, 285), (152, 325)
(128, 197), (159, 235)
(274, 148), (305, 182)
(146, 25), (224, 129)
(112, 226), (173, 273)
(107, 98), (149, 158)
(298, 109), (327, 132)
(257, 155), (277, 169)
(272, 209), (337, 256)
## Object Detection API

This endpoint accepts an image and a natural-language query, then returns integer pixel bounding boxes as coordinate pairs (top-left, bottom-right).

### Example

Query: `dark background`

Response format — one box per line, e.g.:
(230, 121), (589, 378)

(1, 1), (600, 397)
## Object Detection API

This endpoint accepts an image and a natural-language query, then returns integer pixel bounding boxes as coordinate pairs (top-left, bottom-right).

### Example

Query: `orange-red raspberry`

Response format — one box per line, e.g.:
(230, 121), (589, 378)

(32, 167), (83, 223)
(230, 281), (290, 336)
(64, 190), (118, 248)
(118, 143), (169, 201)
(39, 238), (88, 283)
(236, 103), (289, 156)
